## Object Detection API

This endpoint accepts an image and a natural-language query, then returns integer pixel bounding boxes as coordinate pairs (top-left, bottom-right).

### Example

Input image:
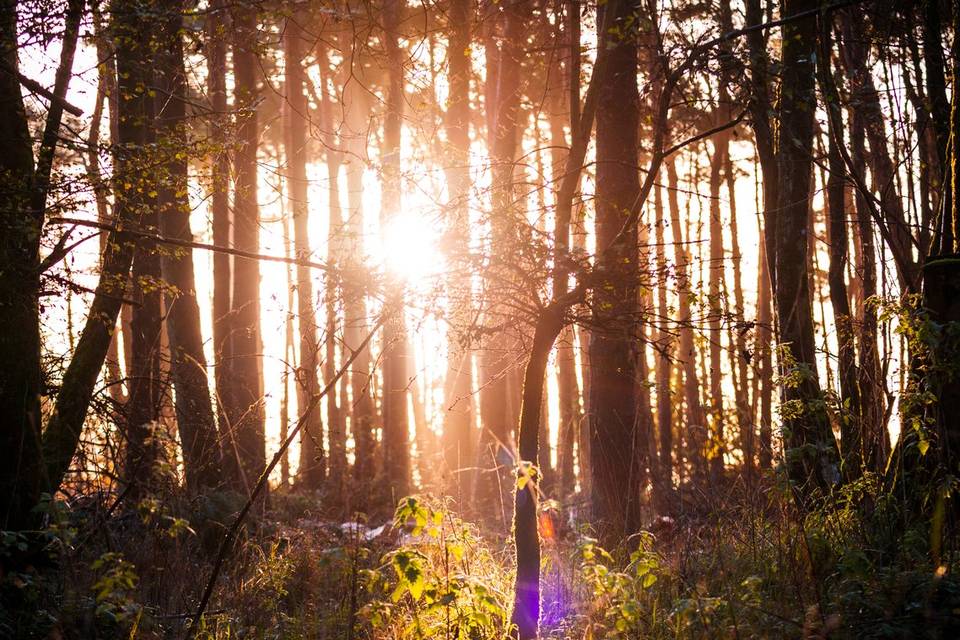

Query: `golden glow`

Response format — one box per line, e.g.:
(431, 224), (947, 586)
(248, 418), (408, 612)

(380, 210), (446, 286)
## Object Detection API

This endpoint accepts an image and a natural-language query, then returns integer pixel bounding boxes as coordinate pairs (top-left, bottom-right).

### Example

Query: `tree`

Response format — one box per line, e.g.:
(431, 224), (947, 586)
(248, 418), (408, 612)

(773, 0), (839, 502)
(284, 11), (326, 490)
(590, 0), (642, 541)
(441, 0), (476, 504)
(206, 0), (236, 484)
(0, 0), (82, 527)
(155, 1), (223, 493)
(380, 0), (411, 500)
(229, 3), (267, 492)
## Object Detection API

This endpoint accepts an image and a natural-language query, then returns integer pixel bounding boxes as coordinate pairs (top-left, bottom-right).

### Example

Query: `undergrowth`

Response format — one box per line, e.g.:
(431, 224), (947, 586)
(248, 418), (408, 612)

(1, 477), (958, 639)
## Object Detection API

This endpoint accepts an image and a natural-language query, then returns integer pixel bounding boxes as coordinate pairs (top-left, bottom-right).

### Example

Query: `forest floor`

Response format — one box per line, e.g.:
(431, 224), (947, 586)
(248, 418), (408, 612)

(2, 476), (960, 639)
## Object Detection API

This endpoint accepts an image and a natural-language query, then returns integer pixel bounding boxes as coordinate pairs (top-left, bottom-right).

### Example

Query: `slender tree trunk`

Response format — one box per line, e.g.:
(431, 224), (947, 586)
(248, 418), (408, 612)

(725, 156), (753, 479)
(923, 0), (950, 230)
(654, 176), (674, 503)
(317, 48), (347, 497)
(230, 4), (266, 492)
(817, 19), (862, 480)
(840, 14), (919, 293)
(441, 0), (475, 504)
(280, 214), (294, 489)
(43, 0), (150, 496)
(667, 157), (707, 483)
(756, 232), (774, 470)
(344, 82), (377, 506)
(511, 306), (565, 640)
(707, 130), (729, 485)
(774, 0), (839, 503)
(476, 0), (529, 523)
(206, 0), (236, 485)
(381, 0), (410, 500)
(88, 6), (128, 409)
(285, 14), (325, 489)
(151, 2), (223, 493)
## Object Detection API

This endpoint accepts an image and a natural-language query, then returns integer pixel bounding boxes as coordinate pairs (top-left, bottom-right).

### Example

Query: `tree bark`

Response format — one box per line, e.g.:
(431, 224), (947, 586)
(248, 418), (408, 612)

(155, 1), (223, 493)
(381, 0), (410, 500)
(667, 157), (707, 482)
(817, 16), (862, 480)
(229, 4), (266, 493)
(43, 0), (151, 496)
(206, 0), (237, 486)
(285, 14), (326, 490)
(774, 0), (839, 503)
(511, 306), (565, 640)
(441, 0), (475, 504)
(590, 0), (641, 541)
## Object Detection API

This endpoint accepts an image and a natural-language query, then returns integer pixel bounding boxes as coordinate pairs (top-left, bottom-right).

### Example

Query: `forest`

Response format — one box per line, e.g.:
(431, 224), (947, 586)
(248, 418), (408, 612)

(1, 0), (959, 637)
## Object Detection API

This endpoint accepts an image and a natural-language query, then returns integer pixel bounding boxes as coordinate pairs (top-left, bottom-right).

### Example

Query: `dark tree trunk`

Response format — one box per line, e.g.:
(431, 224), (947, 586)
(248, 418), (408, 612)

(125, 160), (163, 494)
(155, 1), (223, 493)
(43, 0), (151, 496)
(229, 4), (266, 492)
(774, 0), (839, 503)
(206, 0), (237, 485)
(0, 3), (39, 529)
(285, 14), (326, 490)
(511, 307), (565, 640)
(125, 7), (165, 496)
(817, 17), (862, 480)
(590, 0), (641, 542)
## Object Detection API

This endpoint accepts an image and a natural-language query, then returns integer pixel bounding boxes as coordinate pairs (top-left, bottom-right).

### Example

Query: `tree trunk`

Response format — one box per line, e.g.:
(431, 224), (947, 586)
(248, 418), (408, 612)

(511, 306), (565, 640)
(317, 47), (347, 497)
(0, 0), (43, 527)
(707, 130), (729, 485)
(590, 0), (641, 542)
(725, 155), (753, 480)
(476, 0), (529, 524)
(667, 157), (707, 483)
(653, 176), (674, 502)
(125, 137), (163, 495)
(817, 18), (862, 480)
(381, 0), (410, 500)
(285, 14), (326, 490)
(155, 1), (223, 494)
(344, 81), (377, 507)
(206, 0), (237, 486)
(42, 0), (151, 496)
(840, 14), (919, 293)
(774, 0), (839, 503)
(229, 4), (266, 493)
(441, 0), (475, 504)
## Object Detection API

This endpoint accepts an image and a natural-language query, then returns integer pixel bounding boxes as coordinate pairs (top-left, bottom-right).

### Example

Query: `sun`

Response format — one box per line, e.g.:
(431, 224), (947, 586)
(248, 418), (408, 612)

(380, 210), (447, 288)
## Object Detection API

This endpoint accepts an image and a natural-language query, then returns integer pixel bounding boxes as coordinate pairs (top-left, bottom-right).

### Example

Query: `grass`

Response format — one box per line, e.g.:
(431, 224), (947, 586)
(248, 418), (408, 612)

(2, 471), (958, 639)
